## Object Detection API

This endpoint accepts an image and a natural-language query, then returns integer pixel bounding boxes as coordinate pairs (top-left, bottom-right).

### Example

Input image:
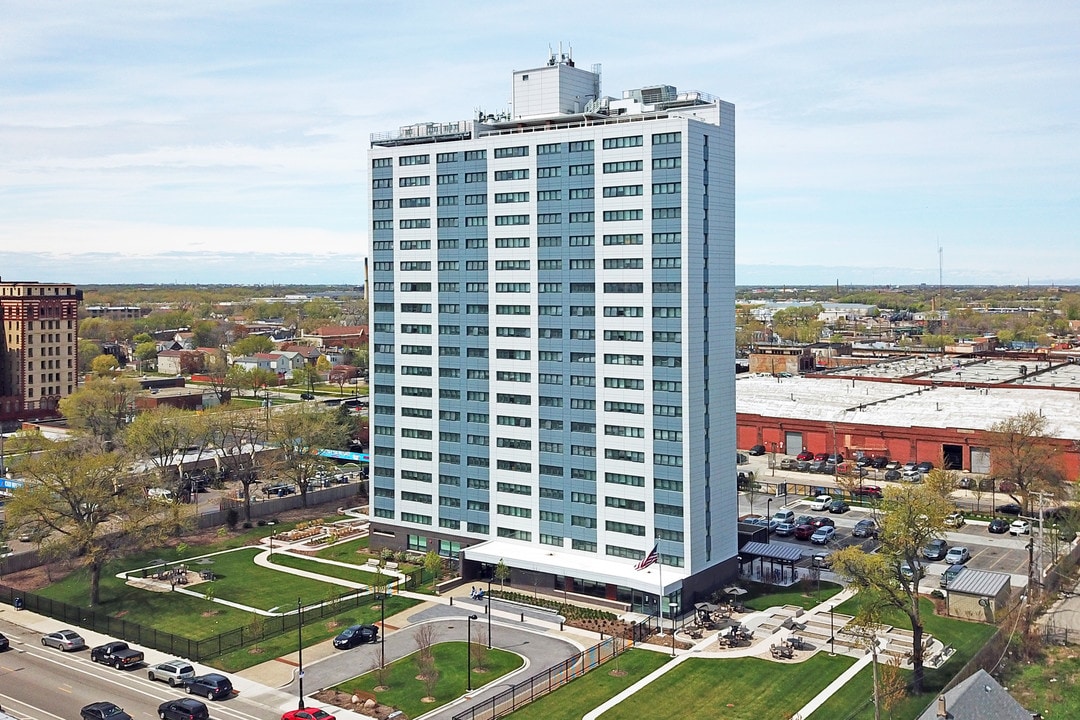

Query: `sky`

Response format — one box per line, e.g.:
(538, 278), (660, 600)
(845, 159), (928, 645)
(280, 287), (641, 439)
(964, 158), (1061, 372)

(1, 1), (1078, 286)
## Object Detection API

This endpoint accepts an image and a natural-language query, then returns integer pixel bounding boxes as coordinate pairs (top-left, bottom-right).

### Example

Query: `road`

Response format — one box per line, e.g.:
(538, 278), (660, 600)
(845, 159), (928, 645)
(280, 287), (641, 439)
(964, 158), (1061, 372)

(0, 618), (285, 720)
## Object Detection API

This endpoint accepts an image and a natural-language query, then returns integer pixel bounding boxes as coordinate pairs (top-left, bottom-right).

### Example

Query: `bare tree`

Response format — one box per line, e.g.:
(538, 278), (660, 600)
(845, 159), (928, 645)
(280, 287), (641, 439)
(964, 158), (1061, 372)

(414, 623), (437, 663)
(419, 655), (438, 700)
(989, 411), (1070, 514)
(267, 404), (346, 507)
(471, 624), (490, 671)
(207, 407), (267, 521)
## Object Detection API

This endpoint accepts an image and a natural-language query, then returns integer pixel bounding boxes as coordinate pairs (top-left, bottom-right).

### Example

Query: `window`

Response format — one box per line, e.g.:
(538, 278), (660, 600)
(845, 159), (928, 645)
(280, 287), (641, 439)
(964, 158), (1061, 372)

(466, 237), (487, 248)
(653, 232), (681, 244)
(372, 178), (392, 190)
(606, 425), (645, 438)
(465, 150), (486, 161)
(603, 160), (643, 173)
(538, 259), (562, 269)
(466, 303), (487, 312)
(604, 329), (643, 341)
(437, 152), (458, 163)
(606, 449), (645, 463)
(538, 328), (563, 339)
(399, 176), (430, 187)
(537, 213), (561, 224)
(465, 216), (487, 227)
(438, 260), (459, 271)
(653, 207), (681, 219)
(373, 199), (392, 209)
(465, 194), (486, 205)
(569, 212), (594, 223)
(653, 379), (682, 392)
(538, 373), (562, 385)
(437, 173), (459, 185)
(537, 190), (561, 201)
(495, 305), (530, 315)
(606, 521), (646, 536)
(603, 135), (643, 149)
(436, 196), (458, 207)
(569, 258), (594, 269)
(652, 156), (681, 170)
(400, 239), (431, 249)
(653, 331), (682, 343)
(605, 377), (644, 389)
(438, 282), (460, 291)
(569, 140), (594, 152)
(654, 405), (683, 417)
(605, 497), (646, 512)
(497, 481), (532, 495)
(655, 503), (684, 517)
(495, 192), (529, 203)
(399, 218), (431, 229)
(538, 396), (563, 407)
(494, 146), (528, 158)
(605, 472), (646, 486)
(372, 157), (392, 168)
(538, 283), (562, 293)
(655, 478), (684, 493)
(495, 282), (530, 292)
(605, 400), (644, 414)
(373, 220), (393, 229)
(569, 235), (594, 246)
(437, 217), (458, 227)
(536, 142), (561, 155)
(465, 172), (487, 183)
(603, 184), (643, 197)
(537, 166), (561, 178)
(494, 169), (529, 181)
(653, 132), (681, 144)
(654, 453), (683, 467)
(653, 355), (682, 367)
(653, 282), (681, 293)
(495, 236), (530, 248)
(496, 326), (529, 337)
(495, 215), (529, 226)
(400, 154), (430, 165)
(604, 282), (643, 293)
(604, 306), (643, 317)
(603, 209), (643, 221)
(538, 237), (562, 248)
(401, 513), (431, 525)
(569, 164), (594, 176)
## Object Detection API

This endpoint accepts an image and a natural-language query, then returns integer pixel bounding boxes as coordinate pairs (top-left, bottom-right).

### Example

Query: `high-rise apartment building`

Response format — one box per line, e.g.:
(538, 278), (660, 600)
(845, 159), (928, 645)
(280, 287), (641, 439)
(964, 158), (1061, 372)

(0, 279), (82, 423)
(368, 54), (735, 611)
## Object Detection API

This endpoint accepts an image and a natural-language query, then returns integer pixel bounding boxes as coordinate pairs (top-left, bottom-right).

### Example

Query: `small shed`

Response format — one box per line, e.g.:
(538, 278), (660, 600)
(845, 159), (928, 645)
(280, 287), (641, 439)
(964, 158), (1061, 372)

(736, 541), (804, 585)
(944, 569), (1013, 622)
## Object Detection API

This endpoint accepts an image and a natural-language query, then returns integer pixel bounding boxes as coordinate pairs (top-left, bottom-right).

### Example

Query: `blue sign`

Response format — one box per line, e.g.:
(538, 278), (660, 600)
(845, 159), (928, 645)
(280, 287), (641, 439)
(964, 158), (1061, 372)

(316, 448), (370, 463)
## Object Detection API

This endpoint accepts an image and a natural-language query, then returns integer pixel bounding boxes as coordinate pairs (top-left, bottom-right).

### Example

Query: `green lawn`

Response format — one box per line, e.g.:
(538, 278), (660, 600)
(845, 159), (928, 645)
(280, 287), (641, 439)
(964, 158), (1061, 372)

(598, 654), (856, 719)
(506, 649), (671, 720)
(1002, 644), (1080, 717)
(807, 597), (999, 720)
(186, 547), (345, 611)
(742, 580), (844, 612)
(267, 552), (381, 585)
(314, 535), (370, 560)
(334, 642), (523, 719)
(212, 593), (420, 672)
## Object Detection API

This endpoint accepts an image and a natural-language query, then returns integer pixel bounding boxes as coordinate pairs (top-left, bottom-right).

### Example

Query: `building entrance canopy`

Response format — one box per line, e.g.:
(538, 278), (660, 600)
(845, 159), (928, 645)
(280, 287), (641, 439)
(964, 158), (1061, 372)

(463, 539), (690, 595)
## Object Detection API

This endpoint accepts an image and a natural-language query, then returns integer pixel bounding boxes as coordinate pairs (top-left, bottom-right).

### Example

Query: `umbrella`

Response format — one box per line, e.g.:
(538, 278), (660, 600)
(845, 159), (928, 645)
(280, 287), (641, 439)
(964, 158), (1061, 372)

(695, 602), (720, 612)
(724, 587), (748, 596)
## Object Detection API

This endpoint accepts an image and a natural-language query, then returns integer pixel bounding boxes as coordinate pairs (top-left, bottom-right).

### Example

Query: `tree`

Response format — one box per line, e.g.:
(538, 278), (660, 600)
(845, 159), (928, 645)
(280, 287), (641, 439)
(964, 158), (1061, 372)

(494, 559), (511, 590)
(134, 342), (158, 372)
(266, 405), (346, 507)
(91, 354), (120, 375)
(124, 406), (211, 495)
(60, 376), (141, 445)
(291, 365), (320, 393)
(78, 339), (104, 373)
(230, 335), (274, 357)
(831, 482), (953, 694)
(5, 438), (180, 606)
(423, 550), (443, 588)
(206, 407), (266, 521)
(771, 304), (825, 343)
(988, 411), (1070, 514)
(224, 364), (249, 397)
(315, 354), (332, 374)
(246, 367), (278, 398)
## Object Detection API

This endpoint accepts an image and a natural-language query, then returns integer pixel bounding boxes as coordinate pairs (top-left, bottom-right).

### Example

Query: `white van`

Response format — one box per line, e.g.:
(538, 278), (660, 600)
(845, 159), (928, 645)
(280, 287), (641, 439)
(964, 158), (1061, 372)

(771, 508), (795, 525)
(148, 488), (175, 502)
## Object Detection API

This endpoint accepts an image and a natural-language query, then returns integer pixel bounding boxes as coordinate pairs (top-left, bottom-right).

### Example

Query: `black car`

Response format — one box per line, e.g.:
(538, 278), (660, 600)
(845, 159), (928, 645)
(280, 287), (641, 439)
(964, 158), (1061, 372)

(299, 392), (315, 400)
(870, 456), (890, 469)
(263, 484), (296, 497)
(916, 461), (934, 473)
(0, 632), (8, 651)
(996, 503), (1023, 516)
(158, 699), (210, 720)
(852, 519), (879, 538)
(333, 623), (379, 649)
(922, 539), (949, 561)
(748, 444), (766, 456)
(828, 500), (850, 514)
(81, 703), (132, 720)
(185, 673), (233, 700)
(884, 469), (902, 481)
(988, 518), (1010, 534)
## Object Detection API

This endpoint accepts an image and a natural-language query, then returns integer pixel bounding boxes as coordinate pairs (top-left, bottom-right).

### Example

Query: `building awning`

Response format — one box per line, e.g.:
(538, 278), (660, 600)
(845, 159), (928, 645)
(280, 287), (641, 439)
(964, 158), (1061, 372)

(737, 541), (804, 564)
(463, 539), (690, 595)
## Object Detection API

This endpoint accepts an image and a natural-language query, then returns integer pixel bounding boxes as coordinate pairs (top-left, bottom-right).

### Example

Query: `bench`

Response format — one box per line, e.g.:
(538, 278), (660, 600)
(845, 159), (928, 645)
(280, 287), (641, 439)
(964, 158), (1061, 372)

(384, 561), (399, 570)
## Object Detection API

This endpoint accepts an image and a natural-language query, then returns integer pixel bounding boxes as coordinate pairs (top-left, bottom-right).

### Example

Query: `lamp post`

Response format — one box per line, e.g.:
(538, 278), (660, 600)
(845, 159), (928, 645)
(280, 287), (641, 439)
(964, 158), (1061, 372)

(487, 576), (493, 649)
(296, 597), (305, 709)
(829, 605), (836, 657)
(670, 602), (678, 657)
(766, 497), (773, 545)
(467, 614), (478, 692)
(377, 592), (386, 669)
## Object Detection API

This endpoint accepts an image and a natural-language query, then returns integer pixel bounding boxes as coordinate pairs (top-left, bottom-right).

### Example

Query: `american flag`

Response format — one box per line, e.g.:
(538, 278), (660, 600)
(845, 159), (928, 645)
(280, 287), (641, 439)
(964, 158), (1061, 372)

(635, 543), (659, 571)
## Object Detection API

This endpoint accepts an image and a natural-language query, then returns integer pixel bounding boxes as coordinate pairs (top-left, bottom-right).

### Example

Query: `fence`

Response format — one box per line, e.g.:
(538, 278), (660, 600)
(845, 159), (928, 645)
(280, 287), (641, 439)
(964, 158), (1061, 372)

(452, 635), (626, 720)
(196, 482), (363, 529)
(0, 566), (423, 662)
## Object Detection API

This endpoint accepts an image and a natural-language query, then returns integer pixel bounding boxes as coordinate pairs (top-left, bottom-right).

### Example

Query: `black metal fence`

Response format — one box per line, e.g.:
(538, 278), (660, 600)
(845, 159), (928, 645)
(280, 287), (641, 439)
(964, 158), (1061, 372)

(0, 566), (423, 662)
(452, 635), (626, 720)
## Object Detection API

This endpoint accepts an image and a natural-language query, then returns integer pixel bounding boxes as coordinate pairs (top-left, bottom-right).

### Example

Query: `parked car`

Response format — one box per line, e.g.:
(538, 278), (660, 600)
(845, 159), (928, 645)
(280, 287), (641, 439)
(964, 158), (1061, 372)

(1009, 520), (1031, 536)
(916, 461), (934, 473)
(899, 563), (925, 581)
(772, 509), (795, 525)
(852, 485), (883, 498)
(903, 471), (924, 483)
(282, 709), (337, 720)
(42, 629), (85, 652)
(779, 458), (798, 471)
(885, 460), (902, 471)
(945, 546), (971, 565)
(263, 484), (296, 497)
(185, 673), (234, 700)
(944, 512), (966, 528)
(811, 552), (832, 568)
(795, 460), (812, 472)
(869, 456), (890, 469)
(736, 452), (749, 465)
(884, 469), (902, 482)
(794, 514), (813, 527)
(158, 699), (210, 720)
(940, 564), (965, 588)
(90, 641), (144, 669)
(0, 632), (8, 651)
(81, 703), (132, 720)
(825, 453), (845, 464)
(333, 624), (379, 649)
(809, 495), (833, 511)
(987, 518), (1010, 534)
(811, 527), (836, 545)
(748, 444), (766, 456)
(902, 462), (918, 474)
(797, 450), (814, 461)
(852, 519), (879, 538)
(774, 522), (797, 537)
(996, 503), (1023, 516)
(956, 476), (973, 489)
(808, 516), (836, 529)
(793, 524), (817, 540)
(922, 539), (949, 561)
(828, 500), (850, 514)
(814, 452), (828, 462)
(148, 659), (197, 687)
(299, 392), (316, 400)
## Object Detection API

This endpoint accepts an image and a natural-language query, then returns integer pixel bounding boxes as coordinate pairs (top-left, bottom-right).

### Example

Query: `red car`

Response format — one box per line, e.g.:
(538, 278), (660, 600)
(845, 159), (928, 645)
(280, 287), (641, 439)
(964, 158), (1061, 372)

(852, 485), (883, 498)
(793, 524), (816, 540)
(808, 516), (836, 529)
(814, 452), (828, 462)
(797, 450), (814, 461)
(283, 710), (336, 720)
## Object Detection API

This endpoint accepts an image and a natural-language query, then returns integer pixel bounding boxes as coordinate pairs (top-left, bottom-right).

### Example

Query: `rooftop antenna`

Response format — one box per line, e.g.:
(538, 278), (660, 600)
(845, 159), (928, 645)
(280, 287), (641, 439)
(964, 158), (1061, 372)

(938, 243), (945, 350)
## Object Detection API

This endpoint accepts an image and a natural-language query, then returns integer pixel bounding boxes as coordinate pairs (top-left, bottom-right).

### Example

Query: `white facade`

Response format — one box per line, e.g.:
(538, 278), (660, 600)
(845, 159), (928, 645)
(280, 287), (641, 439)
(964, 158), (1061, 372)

(368, 58), (736, 607)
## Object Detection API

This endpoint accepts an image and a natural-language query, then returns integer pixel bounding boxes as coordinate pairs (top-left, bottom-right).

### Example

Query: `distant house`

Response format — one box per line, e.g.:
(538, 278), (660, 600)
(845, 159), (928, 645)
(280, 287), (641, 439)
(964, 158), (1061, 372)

(303, 325), (367, 348)
(278, 344), (322, 365)
(915, 668), (1032, 720)
(270, 350), (306, 377)
(232, 355), (275, 373)
(156, 350), (204, 376)
(173, 332), (197, 350)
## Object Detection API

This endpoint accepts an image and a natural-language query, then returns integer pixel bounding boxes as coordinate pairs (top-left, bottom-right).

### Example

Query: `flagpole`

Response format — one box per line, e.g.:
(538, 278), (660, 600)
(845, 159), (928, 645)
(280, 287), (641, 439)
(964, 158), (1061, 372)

(655, 544), (664, 637)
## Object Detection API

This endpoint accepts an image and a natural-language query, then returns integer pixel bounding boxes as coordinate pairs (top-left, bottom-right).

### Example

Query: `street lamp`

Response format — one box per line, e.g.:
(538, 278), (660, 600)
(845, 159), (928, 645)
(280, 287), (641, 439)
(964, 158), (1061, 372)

(487, 576), (493, 649)
(467, 614), (478, 692)
(377, 592), (386, 669)
(829, 605), (836, 657)
(670, 601), (678, 657)
(766, 497), (773, 545)
(296, 597), (305, 709)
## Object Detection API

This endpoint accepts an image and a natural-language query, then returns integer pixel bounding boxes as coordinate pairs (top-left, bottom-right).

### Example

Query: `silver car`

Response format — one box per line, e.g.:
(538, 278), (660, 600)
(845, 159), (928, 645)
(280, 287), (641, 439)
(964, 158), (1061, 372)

(41, 629), (85, 651)
(148, 659), (196, 687)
